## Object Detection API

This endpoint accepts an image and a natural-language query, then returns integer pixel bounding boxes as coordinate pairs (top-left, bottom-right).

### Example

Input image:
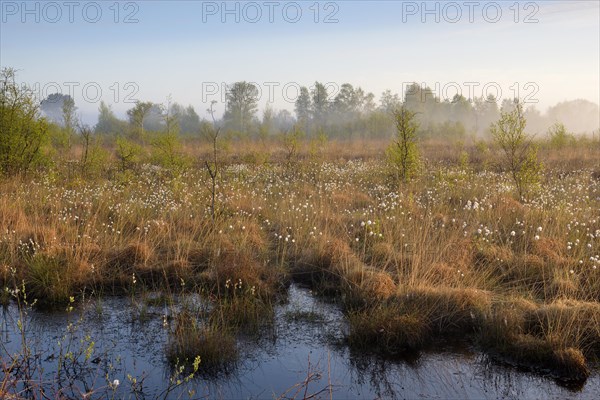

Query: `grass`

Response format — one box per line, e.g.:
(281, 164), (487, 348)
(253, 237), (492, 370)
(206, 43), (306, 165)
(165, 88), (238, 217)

(167, 310), (238, 372)
(23, 253), (74, 308)
(0, 137), (599, 381)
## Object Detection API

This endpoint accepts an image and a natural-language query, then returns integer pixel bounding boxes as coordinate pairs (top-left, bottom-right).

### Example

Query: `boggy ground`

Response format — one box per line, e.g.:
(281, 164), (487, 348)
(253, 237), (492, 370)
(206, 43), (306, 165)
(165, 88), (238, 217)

(1, 139), (599, 385)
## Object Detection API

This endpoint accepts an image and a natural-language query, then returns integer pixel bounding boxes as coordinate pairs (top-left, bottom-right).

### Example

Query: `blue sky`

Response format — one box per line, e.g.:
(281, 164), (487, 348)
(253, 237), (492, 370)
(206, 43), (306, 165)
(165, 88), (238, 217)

(1, 0), (599, 124)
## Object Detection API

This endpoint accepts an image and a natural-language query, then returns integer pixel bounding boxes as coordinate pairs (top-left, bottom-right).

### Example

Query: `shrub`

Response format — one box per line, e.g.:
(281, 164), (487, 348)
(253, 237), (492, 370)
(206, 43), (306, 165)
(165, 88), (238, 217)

(547, 122), (575, 149)
(0, 68), (50, 176)
(115, 136), (142, 171)
(149, 132), (190, 174)
(490, 100), (542, 200)
(386, 106), (420, 183)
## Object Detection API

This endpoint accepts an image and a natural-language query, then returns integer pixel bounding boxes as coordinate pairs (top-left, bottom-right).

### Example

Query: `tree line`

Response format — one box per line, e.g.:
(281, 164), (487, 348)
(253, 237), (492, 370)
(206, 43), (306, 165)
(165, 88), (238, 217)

(2, 67), (599, 177)
(39, 80), (600, 141)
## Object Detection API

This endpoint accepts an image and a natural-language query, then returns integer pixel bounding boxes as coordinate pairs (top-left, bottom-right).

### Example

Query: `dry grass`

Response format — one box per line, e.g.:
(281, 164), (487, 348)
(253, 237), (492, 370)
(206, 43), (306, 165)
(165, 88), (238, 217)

(0, 139), (599, 380)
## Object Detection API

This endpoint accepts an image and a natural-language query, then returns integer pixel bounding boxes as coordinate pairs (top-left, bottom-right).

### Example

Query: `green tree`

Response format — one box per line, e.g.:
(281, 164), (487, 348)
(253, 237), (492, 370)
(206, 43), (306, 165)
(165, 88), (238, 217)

(294, 86), (312, 129)
(171, 103), (200, 135)
(333, 83), (358, 116)
(94, 101), (127, 135)
(115, 136), (142, 172)
(161, 95), (179, 136)
(259, 104), (275, 139)
(223, 81), (259, 133)
(311, 82), (330, 129)
(490, 100), (542, 200)
(79, 124), (109, 177)
(126, 101), (154, 139)
(450, 94), (475, 133)
(547, 122), (575, 149)
(386, 106), (420, 183)
(273, 109), (294, 132)
(0, 68), (49, 176)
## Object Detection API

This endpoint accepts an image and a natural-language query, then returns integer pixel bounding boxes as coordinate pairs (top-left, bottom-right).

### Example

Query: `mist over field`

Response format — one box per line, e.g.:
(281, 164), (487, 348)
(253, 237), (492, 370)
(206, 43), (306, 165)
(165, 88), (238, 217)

(1, 1), (600, 399)
(2, 1), (599, 132)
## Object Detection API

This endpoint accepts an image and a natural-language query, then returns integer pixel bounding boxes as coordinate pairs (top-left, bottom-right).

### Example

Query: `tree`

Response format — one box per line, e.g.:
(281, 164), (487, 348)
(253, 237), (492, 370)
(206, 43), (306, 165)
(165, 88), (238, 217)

(273, 109), (294, 132)
(171, 103), (200, 135)
(450, 94), (475, 133)
(40, 93), (71, 124)
(294, 86), (311, 128)
(78, 124), (108, 177)
(40, 93), (77, 149)
(359, 90), (376, 115)
(311, 82), (330, 128)
(139, 103), (165, 132)
(0, 68), (49, 176)
(161, 95), (179, 136)
(203, 101), (222, 222)
(500, 98), (517, 113)
(379, 90), (401, 114)
(259, 104), (275, 138)
(223, 81), (259, 133)
(95, 101), (127, 135)
(333, 83), (358, 117)
(403, 83), (439, 133)
(547, 122), (575, 149)
(403, 83), (436, 113)
(61, 95), (77, 149)
(386, 106), (420, 183)
(490, 100), (542, 200)
(126, 101), (154, 139)
(474, 94), (500, 135)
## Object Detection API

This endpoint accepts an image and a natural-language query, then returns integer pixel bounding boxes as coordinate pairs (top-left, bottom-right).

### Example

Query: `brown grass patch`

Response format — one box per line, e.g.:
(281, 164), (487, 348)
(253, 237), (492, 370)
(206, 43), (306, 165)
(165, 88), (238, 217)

(532, 238), (566, 263)
(347, 306), (427, 353)
(398, 286), (492, 336)
(368, 241), (397, 271)
(495, 195), (526, 215)
(205, 247), (286, 299)
(525, 300), (600, 357)
(330, 191), (373, 209)
(106, 242), (154, 273)
(344, 266), (397, 301)
(501, 334), (589, 381)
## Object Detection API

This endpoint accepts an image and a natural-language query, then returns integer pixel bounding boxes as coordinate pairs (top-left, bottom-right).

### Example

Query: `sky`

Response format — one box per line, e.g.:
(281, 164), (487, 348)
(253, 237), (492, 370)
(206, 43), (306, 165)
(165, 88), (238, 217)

(1, 0), (599, 124)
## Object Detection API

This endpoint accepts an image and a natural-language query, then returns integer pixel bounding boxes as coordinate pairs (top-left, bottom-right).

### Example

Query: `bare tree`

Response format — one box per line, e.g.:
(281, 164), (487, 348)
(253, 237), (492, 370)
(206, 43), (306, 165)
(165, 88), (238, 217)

(204, 100), (221, 222)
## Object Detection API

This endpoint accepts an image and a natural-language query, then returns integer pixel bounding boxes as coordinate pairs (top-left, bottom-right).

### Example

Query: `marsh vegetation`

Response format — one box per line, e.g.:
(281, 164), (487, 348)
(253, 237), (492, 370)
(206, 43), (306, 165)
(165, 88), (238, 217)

(1, 68), (600, 397)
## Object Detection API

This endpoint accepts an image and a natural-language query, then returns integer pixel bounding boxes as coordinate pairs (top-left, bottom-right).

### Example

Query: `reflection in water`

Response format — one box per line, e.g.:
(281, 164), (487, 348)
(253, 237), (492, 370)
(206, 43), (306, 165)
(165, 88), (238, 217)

(1, 284), (598, 399)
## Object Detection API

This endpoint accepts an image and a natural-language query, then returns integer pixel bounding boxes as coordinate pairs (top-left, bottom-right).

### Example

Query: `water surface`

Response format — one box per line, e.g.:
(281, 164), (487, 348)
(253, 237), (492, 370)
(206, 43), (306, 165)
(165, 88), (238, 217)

(1, 285), (598, 399)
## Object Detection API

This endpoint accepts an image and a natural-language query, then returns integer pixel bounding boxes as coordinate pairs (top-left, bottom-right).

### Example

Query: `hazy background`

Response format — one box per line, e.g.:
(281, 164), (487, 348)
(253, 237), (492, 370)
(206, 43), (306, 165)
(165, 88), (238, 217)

(1, 0), (599, 128)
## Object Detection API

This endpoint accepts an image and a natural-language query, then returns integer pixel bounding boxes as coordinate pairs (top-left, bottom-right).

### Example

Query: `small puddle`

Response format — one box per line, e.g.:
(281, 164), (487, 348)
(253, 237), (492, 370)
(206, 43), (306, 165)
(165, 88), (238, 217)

(1, 284), (598, 399)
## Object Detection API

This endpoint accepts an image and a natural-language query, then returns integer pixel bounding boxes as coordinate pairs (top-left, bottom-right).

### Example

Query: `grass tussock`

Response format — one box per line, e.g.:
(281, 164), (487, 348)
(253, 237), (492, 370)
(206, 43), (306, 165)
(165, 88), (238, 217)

(499, 334), (589, 381)
(347, 285), (492, 354)
(481, 297), (599, 381)
(167, 310), (238, 372)
(23, 253), (76, 308)
(347, 306), (426, 353)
